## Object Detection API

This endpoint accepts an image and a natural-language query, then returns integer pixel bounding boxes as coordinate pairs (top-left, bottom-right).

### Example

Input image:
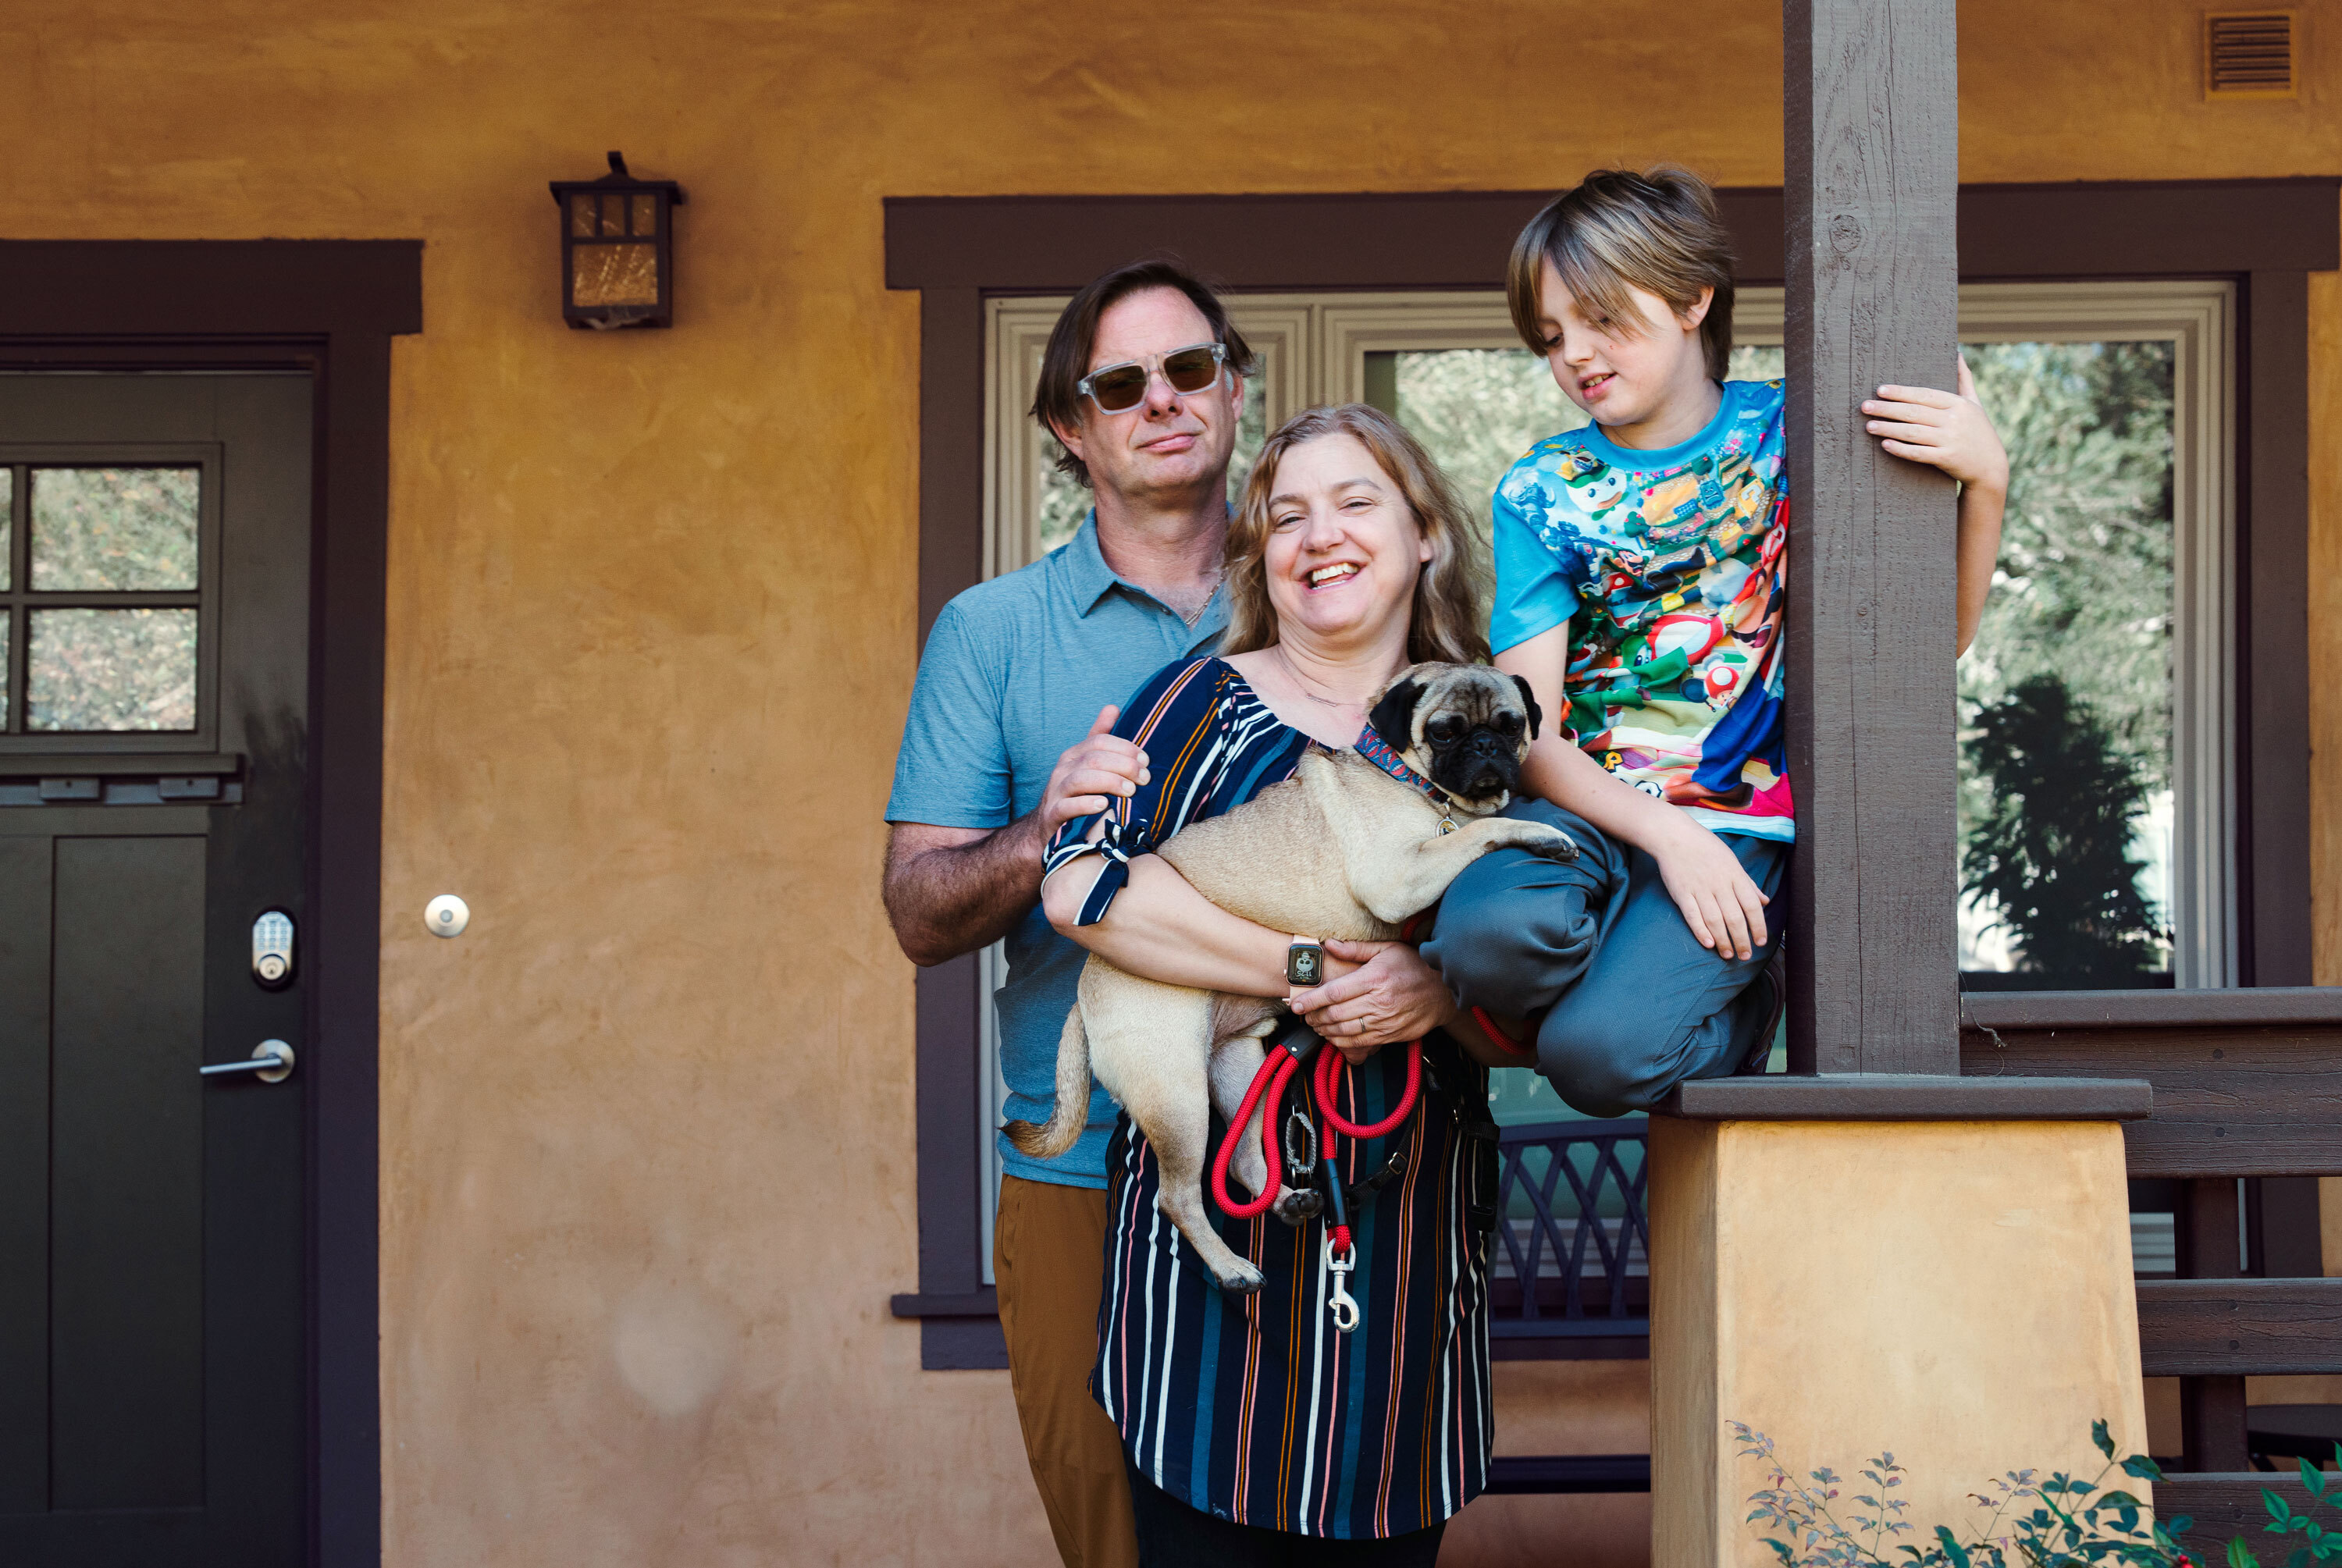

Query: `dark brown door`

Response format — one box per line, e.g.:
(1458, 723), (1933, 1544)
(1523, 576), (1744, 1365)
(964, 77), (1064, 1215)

(0, 372), (313, 1566)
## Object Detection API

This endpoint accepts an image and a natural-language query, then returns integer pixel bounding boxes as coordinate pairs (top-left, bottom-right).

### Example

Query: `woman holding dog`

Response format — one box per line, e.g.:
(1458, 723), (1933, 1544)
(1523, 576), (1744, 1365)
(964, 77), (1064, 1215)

(1041, 403), (1543, 1563)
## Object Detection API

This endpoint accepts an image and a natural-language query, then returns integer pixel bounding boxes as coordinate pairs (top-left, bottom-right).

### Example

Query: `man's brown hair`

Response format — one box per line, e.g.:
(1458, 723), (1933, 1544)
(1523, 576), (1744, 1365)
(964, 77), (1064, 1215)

(1506, 167), (1737, 382)
(1030, 258), (1257, 489)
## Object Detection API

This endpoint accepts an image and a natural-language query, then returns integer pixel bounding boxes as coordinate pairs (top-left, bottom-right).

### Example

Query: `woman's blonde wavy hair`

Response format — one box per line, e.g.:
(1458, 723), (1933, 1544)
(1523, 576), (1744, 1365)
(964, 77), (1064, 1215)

(1220, 404), (1491, 667)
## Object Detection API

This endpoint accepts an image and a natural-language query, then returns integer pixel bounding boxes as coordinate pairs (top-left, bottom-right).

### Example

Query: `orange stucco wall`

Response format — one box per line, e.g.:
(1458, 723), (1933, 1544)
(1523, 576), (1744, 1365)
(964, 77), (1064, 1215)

(12, 2), (2337, 1563)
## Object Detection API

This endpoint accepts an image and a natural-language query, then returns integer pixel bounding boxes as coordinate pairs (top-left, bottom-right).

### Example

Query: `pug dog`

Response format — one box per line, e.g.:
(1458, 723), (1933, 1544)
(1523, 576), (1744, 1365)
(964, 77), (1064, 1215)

(1005, 661), (1578, 1295)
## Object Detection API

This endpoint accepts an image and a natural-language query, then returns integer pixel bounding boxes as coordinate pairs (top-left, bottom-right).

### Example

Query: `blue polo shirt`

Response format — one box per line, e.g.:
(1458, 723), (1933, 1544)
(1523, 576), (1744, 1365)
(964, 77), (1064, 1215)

(885, 516), (1228, 1187)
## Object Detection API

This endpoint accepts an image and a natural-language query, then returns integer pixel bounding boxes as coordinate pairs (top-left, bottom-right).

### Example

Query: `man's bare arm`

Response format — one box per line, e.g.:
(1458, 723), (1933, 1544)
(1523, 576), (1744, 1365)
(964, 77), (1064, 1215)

(883, 704), (1151, 967)
(884, 819), (1049, 965)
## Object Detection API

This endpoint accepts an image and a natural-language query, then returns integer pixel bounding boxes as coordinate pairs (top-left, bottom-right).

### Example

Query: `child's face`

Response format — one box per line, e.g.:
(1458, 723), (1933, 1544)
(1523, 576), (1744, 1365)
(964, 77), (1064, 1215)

(1533, 259), (1714, 439)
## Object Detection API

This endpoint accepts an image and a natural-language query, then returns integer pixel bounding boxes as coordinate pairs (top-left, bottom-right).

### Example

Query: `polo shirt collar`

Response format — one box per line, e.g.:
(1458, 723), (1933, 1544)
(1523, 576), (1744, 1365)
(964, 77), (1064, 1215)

(1065, 513), (1123, 614)
(1066, 513), (1231, 635)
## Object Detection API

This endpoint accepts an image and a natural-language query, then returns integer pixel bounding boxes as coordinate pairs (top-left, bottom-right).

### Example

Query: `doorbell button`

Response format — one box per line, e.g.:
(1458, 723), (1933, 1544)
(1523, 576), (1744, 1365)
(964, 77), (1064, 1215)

(425, 894), (470, 937)
(251, 908), (296, 990)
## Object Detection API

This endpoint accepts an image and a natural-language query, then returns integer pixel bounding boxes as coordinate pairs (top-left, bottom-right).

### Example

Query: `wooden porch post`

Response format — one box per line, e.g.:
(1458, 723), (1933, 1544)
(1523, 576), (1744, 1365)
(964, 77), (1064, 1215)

(1781, 0), (1961, 1077)
(1646, 3), (2159, 1560)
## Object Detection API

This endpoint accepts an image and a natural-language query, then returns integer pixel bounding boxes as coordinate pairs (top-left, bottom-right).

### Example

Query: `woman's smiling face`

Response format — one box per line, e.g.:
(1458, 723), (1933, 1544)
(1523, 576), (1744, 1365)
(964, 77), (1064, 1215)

(1262, 432), (1433, 648)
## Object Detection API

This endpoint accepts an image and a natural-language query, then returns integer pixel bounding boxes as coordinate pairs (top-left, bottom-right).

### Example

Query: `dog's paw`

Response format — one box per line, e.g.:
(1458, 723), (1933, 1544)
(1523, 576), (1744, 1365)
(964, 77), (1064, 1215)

(1522, 827), (1581, 862)
(1273, 1187), (1324, 1227)
(1212, 1260), (1267, 1296)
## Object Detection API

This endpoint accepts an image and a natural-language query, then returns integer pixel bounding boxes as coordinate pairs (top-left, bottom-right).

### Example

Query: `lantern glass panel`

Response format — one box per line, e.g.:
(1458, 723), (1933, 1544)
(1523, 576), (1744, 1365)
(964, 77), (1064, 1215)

(569, 194), (596, 238)
(631, 194), (659, 236)
(571, 243), (660, 307)
(600, 194), (627, 236)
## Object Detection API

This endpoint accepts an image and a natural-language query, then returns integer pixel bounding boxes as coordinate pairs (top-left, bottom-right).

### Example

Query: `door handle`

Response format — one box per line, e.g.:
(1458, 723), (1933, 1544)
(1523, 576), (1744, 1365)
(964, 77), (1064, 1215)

(200, 1040), (294, 1084)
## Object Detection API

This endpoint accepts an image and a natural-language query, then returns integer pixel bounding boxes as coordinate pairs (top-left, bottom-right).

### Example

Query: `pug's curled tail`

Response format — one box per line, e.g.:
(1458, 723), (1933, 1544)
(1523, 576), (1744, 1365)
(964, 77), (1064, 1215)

(1002, 1005), (1090, 1160)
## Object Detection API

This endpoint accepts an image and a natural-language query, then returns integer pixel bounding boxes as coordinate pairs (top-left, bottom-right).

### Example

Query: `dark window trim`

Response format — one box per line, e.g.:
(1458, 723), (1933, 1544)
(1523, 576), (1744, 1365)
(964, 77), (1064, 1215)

(0, 240), (422, 1565)
(888, 179), (2337, 1370)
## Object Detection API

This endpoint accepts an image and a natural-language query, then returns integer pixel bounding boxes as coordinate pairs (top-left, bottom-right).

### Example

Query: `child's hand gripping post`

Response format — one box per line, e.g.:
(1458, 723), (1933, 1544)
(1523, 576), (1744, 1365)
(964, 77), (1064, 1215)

(1860, 353), (2009, 655)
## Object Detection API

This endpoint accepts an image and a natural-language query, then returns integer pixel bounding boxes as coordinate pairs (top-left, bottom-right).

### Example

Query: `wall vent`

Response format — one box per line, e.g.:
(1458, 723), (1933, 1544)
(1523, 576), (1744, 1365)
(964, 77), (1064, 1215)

(2205, 10), (2297, 98)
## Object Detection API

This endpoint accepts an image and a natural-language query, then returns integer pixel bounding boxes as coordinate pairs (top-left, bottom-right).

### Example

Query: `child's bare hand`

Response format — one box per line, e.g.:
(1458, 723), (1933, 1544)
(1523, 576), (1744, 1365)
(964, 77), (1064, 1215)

(1863, 354), (2009, 496)
(1650, 816), (1769, 962)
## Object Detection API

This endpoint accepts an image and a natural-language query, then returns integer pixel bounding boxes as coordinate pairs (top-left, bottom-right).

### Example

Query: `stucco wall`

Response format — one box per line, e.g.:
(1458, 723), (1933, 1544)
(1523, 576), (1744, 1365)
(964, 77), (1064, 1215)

(9, 2), (2337, 1563)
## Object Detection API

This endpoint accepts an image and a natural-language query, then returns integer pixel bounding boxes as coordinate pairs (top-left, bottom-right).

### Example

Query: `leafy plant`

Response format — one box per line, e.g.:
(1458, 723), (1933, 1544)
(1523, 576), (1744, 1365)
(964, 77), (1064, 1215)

(2226, 1456), (2342, 1566)
(1732, 1419), (2187, 1566)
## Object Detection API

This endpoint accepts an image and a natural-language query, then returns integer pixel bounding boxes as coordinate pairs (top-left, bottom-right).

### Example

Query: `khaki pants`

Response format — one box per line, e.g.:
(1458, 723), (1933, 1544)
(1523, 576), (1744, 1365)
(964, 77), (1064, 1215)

(995, 1175), (1138, 1568)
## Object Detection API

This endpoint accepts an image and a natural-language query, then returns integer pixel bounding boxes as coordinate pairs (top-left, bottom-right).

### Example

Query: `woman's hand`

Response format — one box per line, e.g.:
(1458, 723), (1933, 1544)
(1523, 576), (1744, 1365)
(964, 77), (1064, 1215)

(1861, 354), (2010, 496)
(1287, 939), (1460, 1065)
(1650, 816), (1768, 962)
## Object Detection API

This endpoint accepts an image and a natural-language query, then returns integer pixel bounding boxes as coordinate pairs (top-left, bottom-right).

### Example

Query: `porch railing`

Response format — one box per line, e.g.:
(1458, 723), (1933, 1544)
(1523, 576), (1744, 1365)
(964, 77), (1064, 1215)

(1960, 988), (2342, 1543)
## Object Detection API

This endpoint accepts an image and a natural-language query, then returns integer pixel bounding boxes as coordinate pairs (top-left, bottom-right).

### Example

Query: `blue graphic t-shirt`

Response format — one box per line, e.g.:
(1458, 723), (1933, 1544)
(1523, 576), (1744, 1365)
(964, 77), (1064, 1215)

(1490, 379), (1793, 840)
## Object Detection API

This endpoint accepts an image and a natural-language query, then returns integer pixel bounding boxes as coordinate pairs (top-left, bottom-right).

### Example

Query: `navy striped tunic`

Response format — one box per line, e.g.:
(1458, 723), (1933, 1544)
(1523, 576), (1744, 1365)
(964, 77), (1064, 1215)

(1044, 656), (1494, 1540)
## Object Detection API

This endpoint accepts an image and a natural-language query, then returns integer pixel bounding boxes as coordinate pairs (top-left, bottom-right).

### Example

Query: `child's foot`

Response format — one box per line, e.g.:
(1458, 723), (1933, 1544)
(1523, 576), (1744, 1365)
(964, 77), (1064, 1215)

(1735, 943), (1788, 1075)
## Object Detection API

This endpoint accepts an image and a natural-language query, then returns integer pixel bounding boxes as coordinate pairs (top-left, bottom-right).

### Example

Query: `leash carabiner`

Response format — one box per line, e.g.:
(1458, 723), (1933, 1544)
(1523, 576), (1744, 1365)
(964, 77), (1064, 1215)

(1324, 1231), (1360, 1334)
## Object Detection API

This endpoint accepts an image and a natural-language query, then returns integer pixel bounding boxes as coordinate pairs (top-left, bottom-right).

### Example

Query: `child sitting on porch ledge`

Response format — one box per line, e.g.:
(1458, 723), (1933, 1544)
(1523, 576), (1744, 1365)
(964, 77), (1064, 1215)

(1389, 166), (2009, 1114)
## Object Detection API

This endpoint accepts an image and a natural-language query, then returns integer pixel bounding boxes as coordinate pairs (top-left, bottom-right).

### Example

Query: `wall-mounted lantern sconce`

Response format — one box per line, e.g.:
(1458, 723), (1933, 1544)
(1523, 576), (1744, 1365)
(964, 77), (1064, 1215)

(549, 151), (685, 329)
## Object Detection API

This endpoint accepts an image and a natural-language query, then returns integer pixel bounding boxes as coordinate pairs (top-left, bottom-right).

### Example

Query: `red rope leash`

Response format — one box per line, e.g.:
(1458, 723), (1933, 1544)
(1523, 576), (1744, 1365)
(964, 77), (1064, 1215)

(1210, 1036), (1422, 1219)
(1209, 1049), (1302, 1219)
(1210, 909), (1443, 1222)
(1470, 1005), (1536, 1058)
(1312, 1041), (1420, 1137)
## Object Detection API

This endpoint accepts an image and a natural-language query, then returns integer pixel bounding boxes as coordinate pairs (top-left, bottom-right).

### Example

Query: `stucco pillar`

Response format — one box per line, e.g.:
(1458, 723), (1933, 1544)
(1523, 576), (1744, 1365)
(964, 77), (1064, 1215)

(1650, 1108), (2151, 1566)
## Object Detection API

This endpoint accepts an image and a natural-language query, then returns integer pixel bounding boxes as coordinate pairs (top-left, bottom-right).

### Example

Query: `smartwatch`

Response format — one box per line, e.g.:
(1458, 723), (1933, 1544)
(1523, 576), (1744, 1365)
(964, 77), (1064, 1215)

(1286, 936), (1325, 988)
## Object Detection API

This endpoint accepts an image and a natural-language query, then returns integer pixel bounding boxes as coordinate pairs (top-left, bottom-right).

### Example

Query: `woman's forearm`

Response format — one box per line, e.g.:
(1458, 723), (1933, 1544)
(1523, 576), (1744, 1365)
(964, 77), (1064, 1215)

(1043, 853), (1298, 997)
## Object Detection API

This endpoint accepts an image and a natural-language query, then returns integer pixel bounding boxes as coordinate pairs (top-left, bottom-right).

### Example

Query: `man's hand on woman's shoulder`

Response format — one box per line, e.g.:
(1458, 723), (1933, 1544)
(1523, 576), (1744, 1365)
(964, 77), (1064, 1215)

(1038, 705), (1150, 836)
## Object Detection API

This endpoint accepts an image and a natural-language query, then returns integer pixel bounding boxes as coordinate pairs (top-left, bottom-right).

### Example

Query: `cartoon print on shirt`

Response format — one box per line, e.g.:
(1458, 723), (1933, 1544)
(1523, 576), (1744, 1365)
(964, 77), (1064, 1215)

(1560, 452), (1629, 522)
(1496, 379), (1793, 834)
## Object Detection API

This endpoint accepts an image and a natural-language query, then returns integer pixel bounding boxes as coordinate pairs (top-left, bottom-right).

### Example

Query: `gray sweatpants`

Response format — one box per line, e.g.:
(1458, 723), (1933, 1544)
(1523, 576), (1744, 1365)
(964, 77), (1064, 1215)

(1421, 798), (1789, 1118)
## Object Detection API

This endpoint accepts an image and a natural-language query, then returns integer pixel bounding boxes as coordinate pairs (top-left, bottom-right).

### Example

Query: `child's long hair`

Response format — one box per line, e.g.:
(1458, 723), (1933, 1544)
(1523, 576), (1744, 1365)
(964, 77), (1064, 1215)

(1220, 404), (1490, 667)
(1507, 166), (1738, 381)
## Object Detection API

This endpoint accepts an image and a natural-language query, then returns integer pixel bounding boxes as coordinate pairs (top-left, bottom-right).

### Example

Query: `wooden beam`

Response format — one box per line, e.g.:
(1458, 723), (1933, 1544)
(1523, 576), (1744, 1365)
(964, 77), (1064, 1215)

(2158, 1473), (2326, 1542)
(2138, 1279), (2342, 1376)
(1782, 0), (1962, 1076)
(1662, 1073), (2148, 1121)
(1958, 1023), (2342, 1178)
(2176, 1179), (2253, 1472)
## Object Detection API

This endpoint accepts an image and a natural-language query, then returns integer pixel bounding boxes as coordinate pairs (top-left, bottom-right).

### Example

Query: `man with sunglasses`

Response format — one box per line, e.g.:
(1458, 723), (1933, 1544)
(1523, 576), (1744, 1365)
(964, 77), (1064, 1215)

(883, 259), (1253, 1568)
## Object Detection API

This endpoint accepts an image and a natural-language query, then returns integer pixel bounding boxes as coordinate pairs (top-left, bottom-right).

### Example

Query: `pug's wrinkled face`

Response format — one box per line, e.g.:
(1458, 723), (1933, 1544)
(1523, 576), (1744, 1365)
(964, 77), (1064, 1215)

(1365, 662), (1545, 814)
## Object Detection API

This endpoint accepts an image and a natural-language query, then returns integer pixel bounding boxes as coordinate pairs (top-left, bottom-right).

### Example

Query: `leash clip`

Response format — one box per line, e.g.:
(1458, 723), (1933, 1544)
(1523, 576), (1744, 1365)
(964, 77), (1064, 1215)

(1324, 1235), (1360, 1335)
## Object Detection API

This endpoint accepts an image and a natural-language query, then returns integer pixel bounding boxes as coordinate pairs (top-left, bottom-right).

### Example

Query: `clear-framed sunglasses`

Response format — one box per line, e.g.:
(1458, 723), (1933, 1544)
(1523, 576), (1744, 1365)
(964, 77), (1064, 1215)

(1077, 342), (1229, 414)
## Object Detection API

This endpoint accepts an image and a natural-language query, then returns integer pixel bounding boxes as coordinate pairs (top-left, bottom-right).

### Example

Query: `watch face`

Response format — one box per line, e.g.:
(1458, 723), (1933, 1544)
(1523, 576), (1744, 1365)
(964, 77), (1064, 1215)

(1289, 945), (1322, 987)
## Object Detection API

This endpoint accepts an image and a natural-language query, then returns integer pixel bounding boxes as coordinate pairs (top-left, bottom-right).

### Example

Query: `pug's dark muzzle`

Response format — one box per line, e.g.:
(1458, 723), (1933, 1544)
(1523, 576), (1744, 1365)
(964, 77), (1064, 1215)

(1431, 727), (1525, 805)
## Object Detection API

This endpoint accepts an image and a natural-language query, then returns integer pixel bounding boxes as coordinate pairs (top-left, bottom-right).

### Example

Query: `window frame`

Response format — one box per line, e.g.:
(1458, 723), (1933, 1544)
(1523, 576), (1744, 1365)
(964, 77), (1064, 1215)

(0, 446), (224, 752)
(886, 180), (2337, 1370)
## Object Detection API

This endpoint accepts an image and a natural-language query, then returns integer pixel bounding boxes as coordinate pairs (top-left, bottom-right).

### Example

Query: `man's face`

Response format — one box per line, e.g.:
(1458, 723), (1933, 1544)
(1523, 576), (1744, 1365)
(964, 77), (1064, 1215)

(1053, 287), (1244, 509)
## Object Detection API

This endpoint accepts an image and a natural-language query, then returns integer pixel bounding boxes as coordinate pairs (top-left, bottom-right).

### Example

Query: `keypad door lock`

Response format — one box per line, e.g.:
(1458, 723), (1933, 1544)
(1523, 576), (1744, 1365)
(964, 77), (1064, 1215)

(251, 909), (296, 990)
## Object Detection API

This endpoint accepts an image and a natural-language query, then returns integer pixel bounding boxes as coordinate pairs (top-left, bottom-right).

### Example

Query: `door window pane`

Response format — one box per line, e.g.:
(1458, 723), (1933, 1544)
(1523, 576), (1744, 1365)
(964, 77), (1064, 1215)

(30, 468), (200, 591)
(1959, 341), (2176, 987)
(27, 609), (198, 731)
